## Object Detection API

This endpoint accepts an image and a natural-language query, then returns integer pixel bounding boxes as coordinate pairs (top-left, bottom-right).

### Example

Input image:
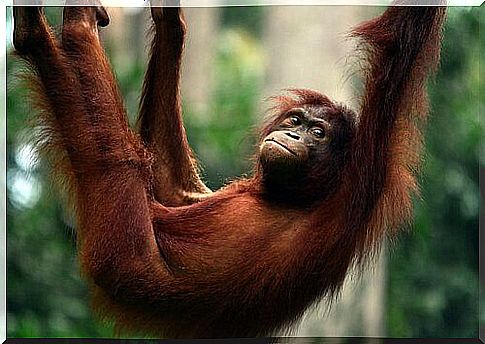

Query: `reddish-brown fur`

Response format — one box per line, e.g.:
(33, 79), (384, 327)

(13, 1), (446, 338)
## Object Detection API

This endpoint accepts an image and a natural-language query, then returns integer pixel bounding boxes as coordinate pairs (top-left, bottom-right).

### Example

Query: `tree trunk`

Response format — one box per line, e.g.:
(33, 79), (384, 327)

(181, 8), (221, 116)
(102, 8), (148, 70)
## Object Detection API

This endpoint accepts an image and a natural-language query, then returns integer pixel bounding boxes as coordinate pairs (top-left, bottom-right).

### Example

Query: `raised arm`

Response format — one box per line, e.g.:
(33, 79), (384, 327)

(345, 3), (446, 244)
(137, 4), (211, 206)
(13, 5), (174, 301)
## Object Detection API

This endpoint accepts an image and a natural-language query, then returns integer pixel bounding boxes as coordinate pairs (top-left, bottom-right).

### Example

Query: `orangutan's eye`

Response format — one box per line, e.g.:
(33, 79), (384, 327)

(310, 127), (325, 139)
(289, 116), (301, 126)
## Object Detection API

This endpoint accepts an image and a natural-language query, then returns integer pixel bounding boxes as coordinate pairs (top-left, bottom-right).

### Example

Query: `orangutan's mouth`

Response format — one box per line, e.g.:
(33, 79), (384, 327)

(265, 139), (297, 156)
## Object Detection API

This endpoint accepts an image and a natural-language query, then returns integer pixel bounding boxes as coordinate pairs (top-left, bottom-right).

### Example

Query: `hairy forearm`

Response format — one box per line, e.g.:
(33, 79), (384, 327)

(138, 11), (210, 205)
(352, 8), (443, 187)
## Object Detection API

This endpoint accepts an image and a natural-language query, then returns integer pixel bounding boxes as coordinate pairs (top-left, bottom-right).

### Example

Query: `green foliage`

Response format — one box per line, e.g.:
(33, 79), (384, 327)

(221, 6), (265, 37)
(386, 8), (481, 337)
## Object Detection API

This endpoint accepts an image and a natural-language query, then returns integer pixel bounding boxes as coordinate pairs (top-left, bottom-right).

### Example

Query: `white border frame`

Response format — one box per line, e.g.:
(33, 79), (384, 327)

(1, 2), (7, 342)
(4, 0), (485, 7)
(1, 1), (482, 343)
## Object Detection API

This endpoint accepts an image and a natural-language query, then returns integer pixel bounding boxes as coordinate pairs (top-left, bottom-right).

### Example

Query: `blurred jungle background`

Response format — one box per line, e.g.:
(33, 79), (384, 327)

(5, 5), (483, 338)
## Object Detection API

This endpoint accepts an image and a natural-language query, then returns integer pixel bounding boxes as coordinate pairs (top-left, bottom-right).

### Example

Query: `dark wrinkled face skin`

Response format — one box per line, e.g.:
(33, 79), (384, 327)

(260, 107), (330, 170)
(258, 104), (355, 204)
(259, 107), (332, 175)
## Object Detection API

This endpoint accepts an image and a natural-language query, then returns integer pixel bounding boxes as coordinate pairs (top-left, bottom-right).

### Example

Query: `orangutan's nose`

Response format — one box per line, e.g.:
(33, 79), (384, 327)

(285, 132), (301, 141)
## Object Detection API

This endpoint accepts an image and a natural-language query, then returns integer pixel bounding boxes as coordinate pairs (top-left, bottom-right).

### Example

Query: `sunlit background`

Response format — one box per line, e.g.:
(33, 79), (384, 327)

(5, 5), (483, 338)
